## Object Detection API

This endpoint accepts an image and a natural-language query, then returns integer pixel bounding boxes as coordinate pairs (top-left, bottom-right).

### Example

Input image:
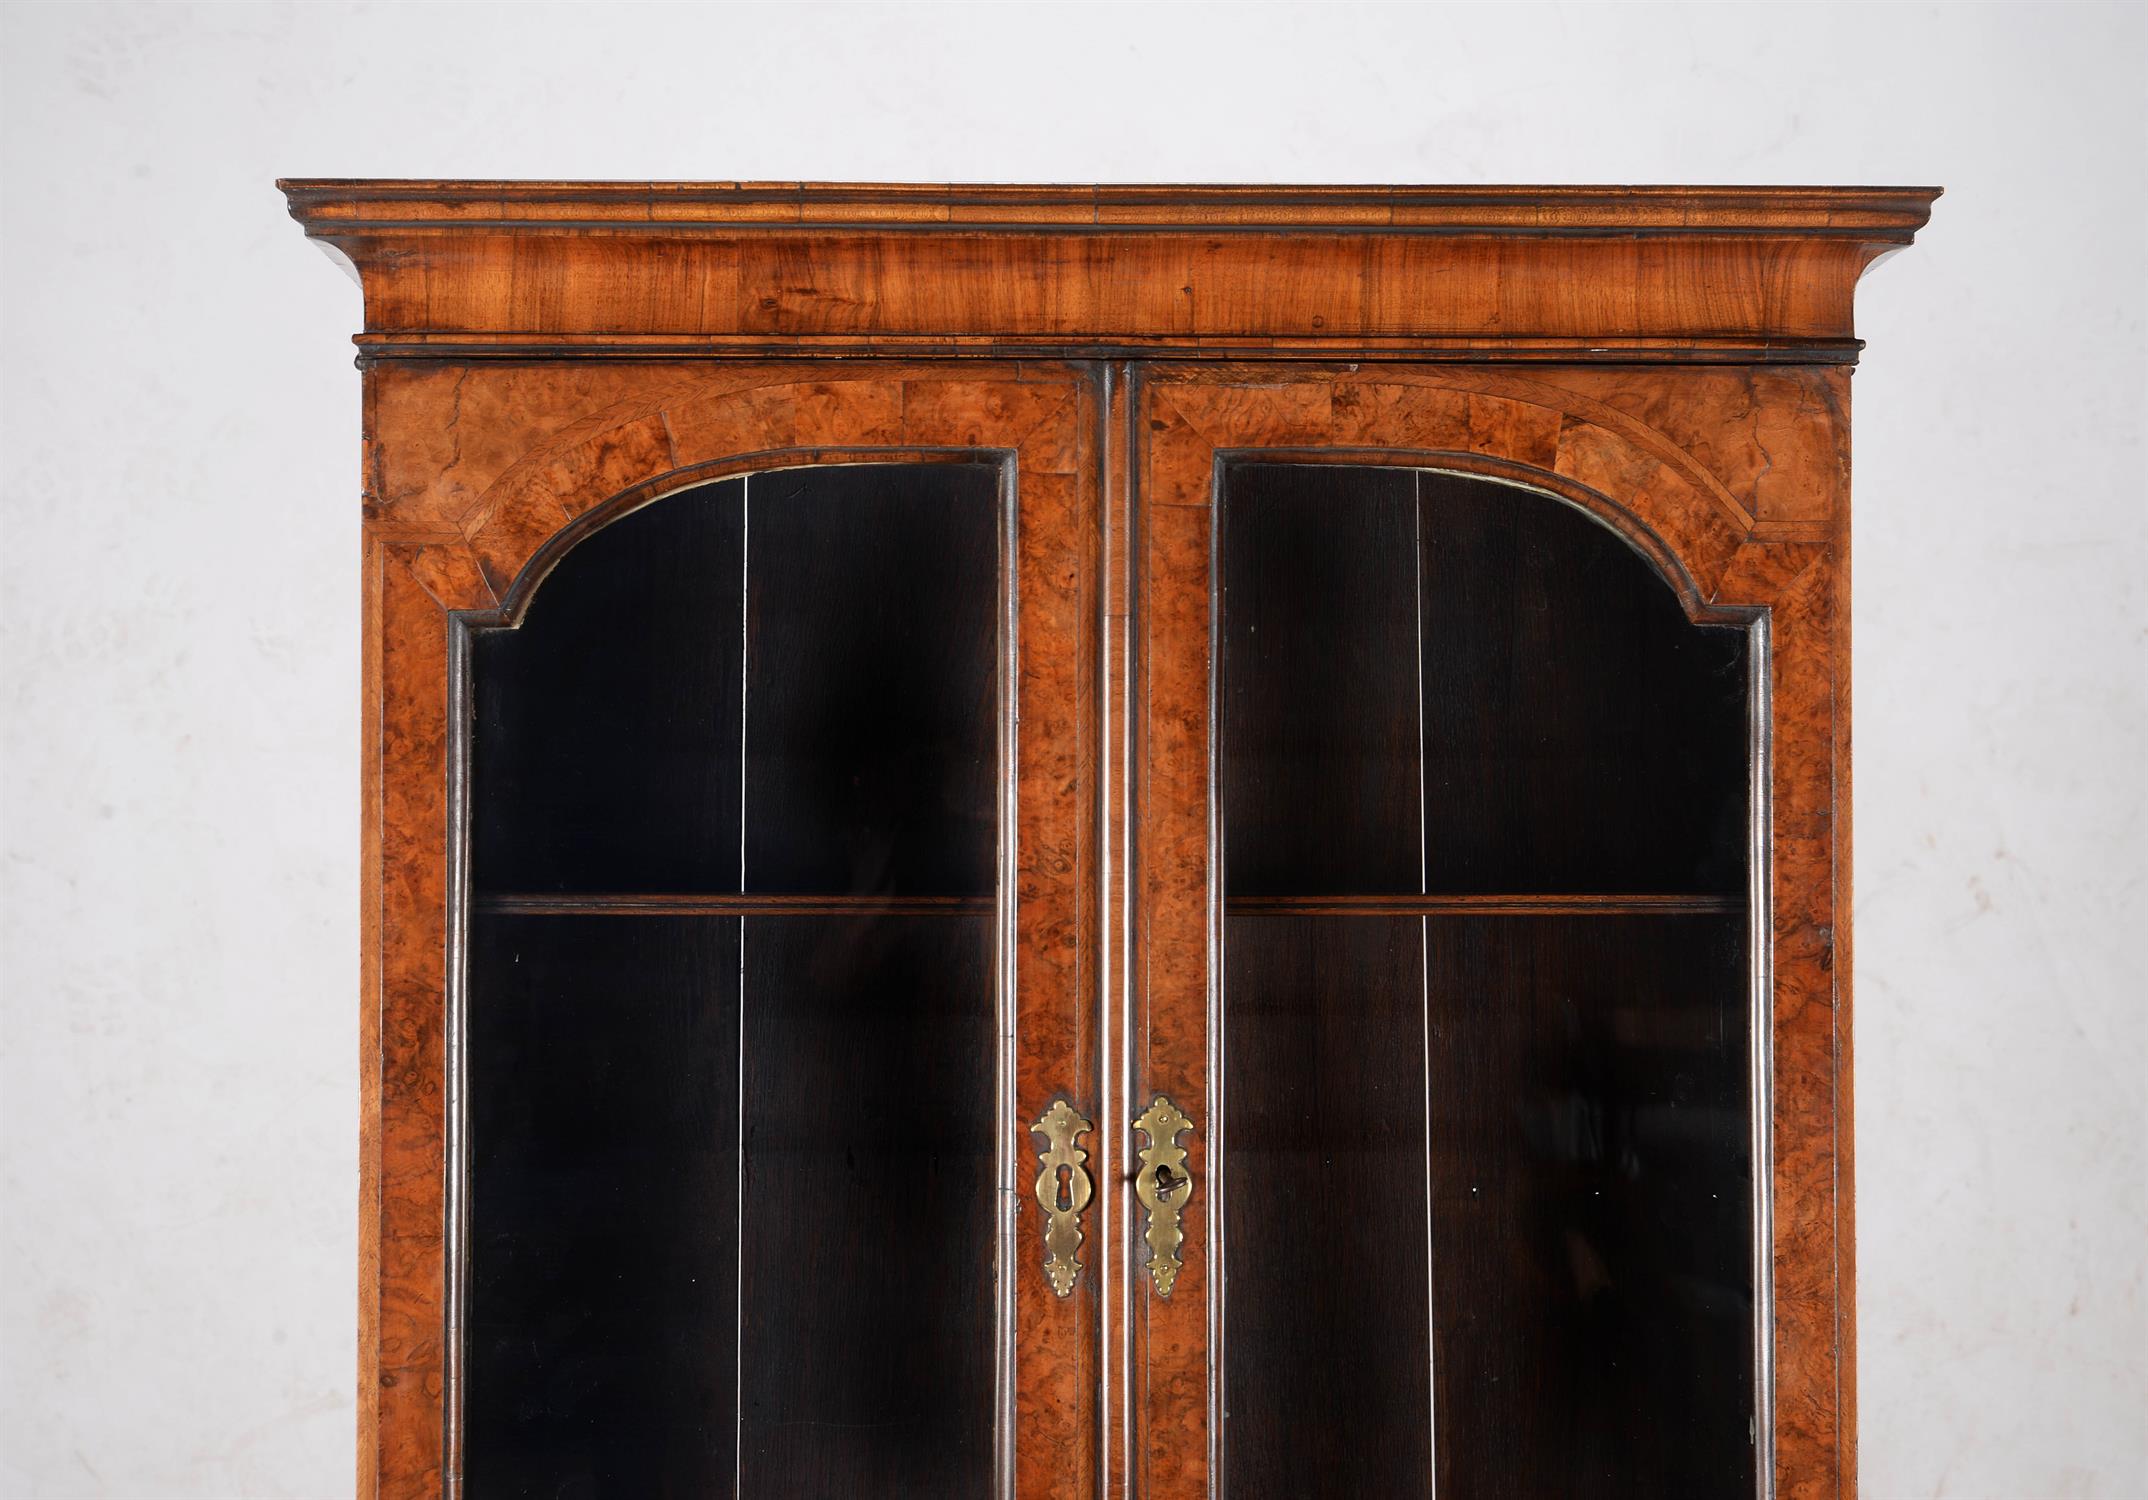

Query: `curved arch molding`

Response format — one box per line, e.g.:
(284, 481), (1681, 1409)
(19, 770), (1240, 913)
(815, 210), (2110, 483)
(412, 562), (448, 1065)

(372, 361), (1843, 614)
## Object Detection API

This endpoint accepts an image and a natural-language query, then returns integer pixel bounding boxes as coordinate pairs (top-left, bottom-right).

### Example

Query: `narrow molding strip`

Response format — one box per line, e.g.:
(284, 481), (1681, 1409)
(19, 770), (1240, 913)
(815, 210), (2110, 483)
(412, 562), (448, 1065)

(281, 180), (1942, 237)
(349, 333), (1871, 366)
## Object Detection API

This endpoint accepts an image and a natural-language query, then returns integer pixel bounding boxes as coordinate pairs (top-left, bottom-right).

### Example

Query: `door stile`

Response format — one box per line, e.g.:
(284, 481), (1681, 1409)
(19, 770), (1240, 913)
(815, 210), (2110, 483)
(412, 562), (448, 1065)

(1098, 361), (1140, 1500)
(1007, 366), (1108, 1500)
(1130, 373), (1217, 1500)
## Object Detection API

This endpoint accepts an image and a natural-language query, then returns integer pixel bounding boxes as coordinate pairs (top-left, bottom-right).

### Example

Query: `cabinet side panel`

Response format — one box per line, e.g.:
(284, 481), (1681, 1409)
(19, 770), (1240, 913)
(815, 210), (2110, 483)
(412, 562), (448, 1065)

(358, 534), (383, 1500)
(1766, 555), (1846, 1500)
(375, 553), (452, 1497)
(1834, 388), (1856, 1497)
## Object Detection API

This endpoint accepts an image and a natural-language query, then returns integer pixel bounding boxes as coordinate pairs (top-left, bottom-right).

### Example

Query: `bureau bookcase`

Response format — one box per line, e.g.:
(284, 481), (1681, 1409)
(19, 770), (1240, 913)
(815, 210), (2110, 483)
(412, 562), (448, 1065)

(283, 181), (1936, 1500)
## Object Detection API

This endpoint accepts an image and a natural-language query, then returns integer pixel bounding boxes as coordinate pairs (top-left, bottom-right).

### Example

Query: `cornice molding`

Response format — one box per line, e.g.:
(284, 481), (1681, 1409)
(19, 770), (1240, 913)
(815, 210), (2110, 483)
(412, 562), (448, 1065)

(281, 180), (1939, 235)
(279, 181), (1940, 362)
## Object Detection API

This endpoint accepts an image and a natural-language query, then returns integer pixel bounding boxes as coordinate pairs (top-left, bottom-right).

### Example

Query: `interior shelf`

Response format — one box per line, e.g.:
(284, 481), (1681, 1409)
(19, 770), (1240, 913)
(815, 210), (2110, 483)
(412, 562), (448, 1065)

(1225, 894), (1742, 916)
(476, 893), (991, 916)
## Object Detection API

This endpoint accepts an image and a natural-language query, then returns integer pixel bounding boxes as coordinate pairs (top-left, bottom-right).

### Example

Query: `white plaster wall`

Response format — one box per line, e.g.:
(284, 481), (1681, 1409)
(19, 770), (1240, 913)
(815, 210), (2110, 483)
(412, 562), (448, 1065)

(1, 4), (2140, 1495)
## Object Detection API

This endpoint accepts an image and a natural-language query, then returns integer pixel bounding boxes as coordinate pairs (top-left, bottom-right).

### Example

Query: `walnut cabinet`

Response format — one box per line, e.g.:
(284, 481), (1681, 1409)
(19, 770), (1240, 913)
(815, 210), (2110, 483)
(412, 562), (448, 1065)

(282, 181), (1937, 1499)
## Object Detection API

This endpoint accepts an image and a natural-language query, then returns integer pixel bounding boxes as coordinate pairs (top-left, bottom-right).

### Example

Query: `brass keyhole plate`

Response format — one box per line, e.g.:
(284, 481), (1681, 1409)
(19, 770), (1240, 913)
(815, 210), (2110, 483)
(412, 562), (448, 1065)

(1133, 1094), (1195, 1298)
(1030, 1099), (1094, 1298)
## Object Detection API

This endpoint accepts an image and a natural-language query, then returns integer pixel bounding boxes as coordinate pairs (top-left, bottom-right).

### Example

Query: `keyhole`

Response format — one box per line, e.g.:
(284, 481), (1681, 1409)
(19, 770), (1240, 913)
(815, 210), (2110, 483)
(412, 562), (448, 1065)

(1154, 1165), (1177, 1195)
(1055, 1164), (1072, 1211)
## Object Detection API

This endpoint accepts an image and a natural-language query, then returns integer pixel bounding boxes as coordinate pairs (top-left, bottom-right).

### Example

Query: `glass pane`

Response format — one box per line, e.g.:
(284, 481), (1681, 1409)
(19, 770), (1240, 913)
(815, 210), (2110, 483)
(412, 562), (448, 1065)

(1220, 464), (1420, 896)
(465, 463), (1001, 1495)
(1416, 469), (1749, 895)
(744, 464), (999, 897)
(737, 913), (997, 1492)
(1222, 913), (1433, 1496)
(473, 478), (745, 894)
(1217, 463), (1754, 1498)
(465, 914), (741, 1491)
(1425, 914), (1753, 1496)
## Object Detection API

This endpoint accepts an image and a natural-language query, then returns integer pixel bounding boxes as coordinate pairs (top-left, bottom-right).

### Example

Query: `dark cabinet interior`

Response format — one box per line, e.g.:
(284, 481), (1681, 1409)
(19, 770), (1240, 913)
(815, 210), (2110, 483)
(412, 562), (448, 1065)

(465, 463), (1003, 1494)
(1217, 464), (1757, 1498)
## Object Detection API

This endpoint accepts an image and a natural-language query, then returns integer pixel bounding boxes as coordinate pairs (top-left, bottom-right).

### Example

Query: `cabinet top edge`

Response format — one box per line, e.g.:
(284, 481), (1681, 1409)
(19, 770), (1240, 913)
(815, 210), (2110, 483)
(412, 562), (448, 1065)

(277, 179), (1942, 237)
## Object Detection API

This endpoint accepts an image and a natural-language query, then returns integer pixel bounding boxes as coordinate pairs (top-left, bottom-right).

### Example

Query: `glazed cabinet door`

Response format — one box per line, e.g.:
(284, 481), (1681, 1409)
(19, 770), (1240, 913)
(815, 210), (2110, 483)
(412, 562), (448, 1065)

(368, 367), (1101, 1498)
(1129, 368), (1775, 1500)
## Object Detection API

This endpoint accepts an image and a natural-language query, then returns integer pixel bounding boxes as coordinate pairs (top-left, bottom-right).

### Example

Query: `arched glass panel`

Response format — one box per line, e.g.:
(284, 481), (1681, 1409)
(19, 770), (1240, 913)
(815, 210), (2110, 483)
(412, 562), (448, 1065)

(462, 462), (1002, 1494)
(1217, 463), (1756, 1497)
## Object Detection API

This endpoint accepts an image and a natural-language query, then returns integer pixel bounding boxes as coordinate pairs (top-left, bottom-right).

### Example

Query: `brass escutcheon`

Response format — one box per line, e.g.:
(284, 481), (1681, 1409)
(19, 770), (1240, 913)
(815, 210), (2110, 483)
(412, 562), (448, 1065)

(1030, 1098), (1094, 1298)
(1133, 1094), (1195, 1298)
